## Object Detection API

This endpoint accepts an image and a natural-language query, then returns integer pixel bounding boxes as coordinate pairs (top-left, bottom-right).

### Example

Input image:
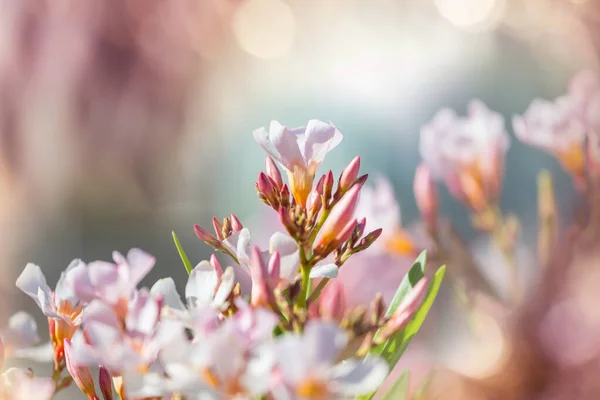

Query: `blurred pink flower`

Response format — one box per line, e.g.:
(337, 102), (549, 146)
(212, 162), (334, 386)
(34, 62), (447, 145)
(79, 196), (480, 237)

(420, 100), (510, 211)
(513, 70), (600, 183)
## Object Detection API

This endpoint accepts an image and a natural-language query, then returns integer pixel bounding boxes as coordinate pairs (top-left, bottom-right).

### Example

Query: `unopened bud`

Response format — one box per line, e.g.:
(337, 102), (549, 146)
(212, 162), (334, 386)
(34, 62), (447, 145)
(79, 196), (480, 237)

(64, 339), (98, 400)
(194, 225), (222, 249)
(413, 164), (439, 231)
(357, 228), (383, 252)
(307, 190), (322, 217)
(212, 217), (224, 240)
(323, 171), (334, 204)
(378, 278), (428, 341)
(280, 184), (291, 209)
(266, 156), (284, 189)
(99, 366), (113, 400)
(314, 174), (326, 195)
(249, 247), (276, 308)
(210, 254), (224, 278)
(278, 207), (297, 237)
(339, 156), (361, 192)
(230, 214), (243, 232)
(257, 172), (277, 204)
(315, 185), (361, 249)
(222, 217), (232, 238)
(268, 252), (281, 288)
(355, 174), (369, 187)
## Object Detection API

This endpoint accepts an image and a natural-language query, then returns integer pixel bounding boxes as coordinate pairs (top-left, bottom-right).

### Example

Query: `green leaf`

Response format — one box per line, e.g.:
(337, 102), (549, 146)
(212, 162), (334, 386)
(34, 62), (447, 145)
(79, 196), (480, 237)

(172, 231), (194, 275)
(377, 265), (446, 368)
(384, 251), (427, 318)
(380, 370), (410, 400)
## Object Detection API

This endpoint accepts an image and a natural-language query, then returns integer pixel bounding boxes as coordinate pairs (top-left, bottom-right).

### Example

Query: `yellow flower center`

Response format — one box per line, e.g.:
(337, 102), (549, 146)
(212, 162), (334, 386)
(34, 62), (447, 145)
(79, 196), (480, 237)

(384, 229), (415, 255)
(296, 377), (329, 399)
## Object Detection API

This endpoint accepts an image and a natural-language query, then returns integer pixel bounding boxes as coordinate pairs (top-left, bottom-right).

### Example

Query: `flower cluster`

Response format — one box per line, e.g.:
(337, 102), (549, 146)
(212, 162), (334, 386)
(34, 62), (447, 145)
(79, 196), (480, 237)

(2, 120), (439, 400)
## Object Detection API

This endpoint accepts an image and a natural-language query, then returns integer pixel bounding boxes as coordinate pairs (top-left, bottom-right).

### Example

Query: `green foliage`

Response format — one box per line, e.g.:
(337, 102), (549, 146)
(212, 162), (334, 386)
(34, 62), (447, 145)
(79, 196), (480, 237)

(358, 251), (445, 400)
(380, 370), (410, 400)
(172, 231), (194, 275)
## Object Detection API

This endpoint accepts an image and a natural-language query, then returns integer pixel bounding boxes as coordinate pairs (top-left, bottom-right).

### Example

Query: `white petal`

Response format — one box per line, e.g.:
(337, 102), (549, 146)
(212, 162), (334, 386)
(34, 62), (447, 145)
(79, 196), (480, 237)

(269, 121), (305, 168)
(309, 263), (338, 279)
(212, 267), (235, 308)
(186, 262), (218, 308)
(302, 120), (342, 165)
(15, 264), (52, 310)
(222, 228), (253, 264)
(126, 248), (156, 289)
(275, 335), (310, 385)
(303, 321), (347, 367)
(330, 358), (389, 396)
(253, 127), (282, 164)
(150, 278), (185, 312)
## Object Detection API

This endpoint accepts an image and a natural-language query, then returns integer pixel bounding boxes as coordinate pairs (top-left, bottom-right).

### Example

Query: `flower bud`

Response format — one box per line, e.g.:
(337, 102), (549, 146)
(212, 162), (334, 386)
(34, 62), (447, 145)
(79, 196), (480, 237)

(413, 164), (439, 231)
(64, 339), (98, 400)
(212, 217), (224, 240)
(194, 225), (222, 249)
(339, 156), (361, 192)
(266, 156), (284, 189)
(249, 247), (276, 308)
(257, 172), (277, 204)
(210, 254), (224, 278)
(323, 170), (335, 203)
(278, 207), (297, 237)
(268, 252), (281, 288)
(230, 214), (243, 233)
(280, 184), (291, 209)
(315, 184), (361, 249)
(307, 190), (322, 217)
(99, 366), (113, 400)
(222, 217), (232, 238)
(378, 278), (428, 341)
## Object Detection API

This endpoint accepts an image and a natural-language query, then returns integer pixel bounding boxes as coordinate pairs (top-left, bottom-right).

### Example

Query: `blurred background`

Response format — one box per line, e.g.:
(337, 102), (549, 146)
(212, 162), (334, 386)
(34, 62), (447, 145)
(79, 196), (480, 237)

(0, 0), (599, 398)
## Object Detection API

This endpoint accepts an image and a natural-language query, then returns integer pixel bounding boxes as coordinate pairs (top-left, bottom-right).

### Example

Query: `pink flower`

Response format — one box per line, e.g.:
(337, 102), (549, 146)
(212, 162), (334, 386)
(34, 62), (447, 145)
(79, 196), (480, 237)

(0, 312), (52, 364)
(514, 70), (600, 183)
(16, 260), (85, 362)
(254, 120), (343, 207)
(67, 249), (155, 319)
(273, 321), (389, 399)
(420, 100), (510, 211)
(0, 368), (54, 400)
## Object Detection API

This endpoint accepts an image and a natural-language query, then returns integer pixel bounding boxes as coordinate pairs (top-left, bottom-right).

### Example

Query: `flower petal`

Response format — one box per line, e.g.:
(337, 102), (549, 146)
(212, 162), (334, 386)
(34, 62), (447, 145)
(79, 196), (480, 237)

(15, 264), (53, 311)
(212, 267), (235, 308)
(125, 248), (156, 289)
(150, 278), (186, 313)
(185, 261), (219, 308)
(269, 120), (305, 168)
(302, 120), (343, 166)
(330, 357), (389, 396)
(309, 263), (339, 279)
(269, 233), (300, 280)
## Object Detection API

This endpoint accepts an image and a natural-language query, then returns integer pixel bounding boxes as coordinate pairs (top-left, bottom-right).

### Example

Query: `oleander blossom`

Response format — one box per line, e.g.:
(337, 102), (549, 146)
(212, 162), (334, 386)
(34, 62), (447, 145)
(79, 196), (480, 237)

(253, 120), (343, 207)
(420, 100), (510, 211)
(3, 120), (443, 400)
(513, 70), (600, 182)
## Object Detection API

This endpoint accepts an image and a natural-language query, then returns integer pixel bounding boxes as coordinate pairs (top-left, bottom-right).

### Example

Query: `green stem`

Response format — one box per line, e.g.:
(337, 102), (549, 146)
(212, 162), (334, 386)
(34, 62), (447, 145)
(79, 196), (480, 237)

(297, 245), (312, 308)
(307, 278), (329, 304)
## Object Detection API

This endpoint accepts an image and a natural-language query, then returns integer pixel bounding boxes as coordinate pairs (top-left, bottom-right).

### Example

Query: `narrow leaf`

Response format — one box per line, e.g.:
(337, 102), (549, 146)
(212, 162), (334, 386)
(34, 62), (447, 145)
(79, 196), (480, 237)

(172, 231), (194, 275)
(385, 250), (427, 318)
(380, 370), (410, 400)
(378, 266), (446, 368)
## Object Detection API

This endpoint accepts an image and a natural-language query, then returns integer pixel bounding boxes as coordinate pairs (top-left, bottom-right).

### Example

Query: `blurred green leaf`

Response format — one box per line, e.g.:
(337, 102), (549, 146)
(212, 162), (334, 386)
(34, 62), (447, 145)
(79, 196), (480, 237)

(412, 371), (434, 400)
(378, 265), (445, 368)
(172, 231), (194, 275)
(380, 370), (410, 400)
(384, 251), (427, 318)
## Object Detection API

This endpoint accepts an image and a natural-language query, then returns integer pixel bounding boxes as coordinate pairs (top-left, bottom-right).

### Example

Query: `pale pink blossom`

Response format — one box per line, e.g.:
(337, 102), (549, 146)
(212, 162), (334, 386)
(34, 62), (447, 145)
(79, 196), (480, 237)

(67, 249), (155, 318)
(420, 100), (510, 210)
(273, 321), (389, 399)
(0, 368), (54, 400)
(253, 120), (343, 206)
(0, 312), (52, 363)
